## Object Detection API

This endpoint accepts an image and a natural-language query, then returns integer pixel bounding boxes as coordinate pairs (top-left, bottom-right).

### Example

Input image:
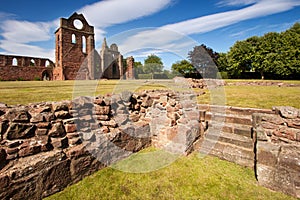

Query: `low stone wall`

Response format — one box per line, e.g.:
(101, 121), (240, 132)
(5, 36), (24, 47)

(0, 90), (201, 199)
(253, 106), (300, 198)
(0, 66), (53, 81)
(0, 89), (299, 199)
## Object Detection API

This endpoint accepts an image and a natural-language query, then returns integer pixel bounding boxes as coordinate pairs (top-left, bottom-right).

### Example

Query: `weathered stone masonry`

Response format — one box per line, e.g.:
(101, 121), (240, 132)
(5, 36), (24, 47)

(0, 91), (299, 199)
(0, 13), (135, 81)
(53, 12), (135, 80)
(253, 106), (300, 198)
(0, 90), (201, 199)
(0, 55), (54, 81)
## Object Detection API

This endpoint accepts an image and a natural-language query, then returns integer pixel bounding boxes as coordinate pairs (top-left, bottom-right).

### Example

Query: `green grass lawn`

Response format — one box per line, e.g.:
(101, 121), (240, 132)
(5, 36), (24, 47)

(45, 150), (296, 200)
(197, 85), (300, 109)
(0, 79), (299, 109)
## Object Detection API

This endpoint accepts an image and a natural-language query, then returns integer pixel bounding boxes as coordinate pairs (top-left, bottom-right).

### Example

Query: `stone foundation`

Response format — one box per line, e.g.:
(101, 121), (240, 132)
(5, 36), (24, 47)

(0, 91), (299, 199)
(0, 90), (201, 199)
(253, 106), (300, 198)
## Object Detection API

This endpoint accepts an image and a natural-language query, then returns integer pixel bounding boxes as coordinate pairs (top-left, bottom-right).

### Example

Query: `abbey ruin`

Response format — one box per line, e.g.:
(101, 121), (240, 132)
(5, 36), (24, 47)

(0, 13), (135, 81)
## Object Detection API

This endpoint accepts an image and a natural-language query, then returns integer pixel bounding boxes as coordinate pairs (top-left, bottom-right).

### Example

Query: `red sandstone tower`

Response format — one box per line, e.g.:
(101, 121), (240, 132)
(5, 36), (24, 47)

(53, 13), (95, 80)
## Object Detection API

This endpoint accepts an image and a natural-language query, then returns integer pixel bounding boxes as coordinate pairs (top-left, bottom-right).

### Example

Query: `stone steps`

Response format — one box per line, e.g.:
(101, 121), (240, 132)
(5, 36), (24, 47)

(204, 129), (253, 149)
(208, 122), (252, 138)
(198, 104), (274, 117)
(197, 138), (254, 168)
(194, 104), (266, 167)
(205, 112), (252, 126)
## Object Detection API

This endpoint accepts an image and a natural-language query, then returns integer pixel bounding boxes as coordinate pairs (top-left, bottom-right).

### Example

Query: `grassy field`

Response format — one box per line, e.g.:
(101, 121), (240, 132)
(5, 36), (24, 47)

(197, 85), (300, 109)
(45, 150), (296, 200)
(0, 79), (299, 109)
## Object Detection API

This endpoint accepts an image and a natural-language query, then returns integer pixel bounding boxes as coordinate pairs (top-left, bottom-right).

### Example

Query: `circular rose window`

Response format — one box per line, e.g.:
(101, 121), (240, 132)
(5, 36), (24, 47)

(73, 19), (83, 30)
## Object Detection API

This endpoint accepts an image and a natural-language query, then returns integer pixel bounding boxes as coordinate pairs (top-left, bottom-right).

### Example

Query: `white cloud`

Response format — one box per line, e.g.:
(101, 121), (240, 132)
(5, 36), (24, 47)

(217, 0), (259, 7)
(0, 40), (54, 59)
(79, 0), (174, 28)
(0, 0), (299, 61)
(117, 0), (300, 60)
(0, 0), (174, 59)
(163, 0), (300, 35)
(115, 27), (197, 61)
(230, 26), (261, 37)
(1, 20), (54, 43)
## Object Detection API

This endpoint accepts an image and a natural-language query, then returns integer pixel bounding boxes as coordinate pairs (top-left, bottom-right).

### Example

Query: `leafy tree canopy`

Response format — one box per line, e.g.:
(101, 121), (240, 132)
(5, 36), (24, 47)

(219, 22), (300, 79)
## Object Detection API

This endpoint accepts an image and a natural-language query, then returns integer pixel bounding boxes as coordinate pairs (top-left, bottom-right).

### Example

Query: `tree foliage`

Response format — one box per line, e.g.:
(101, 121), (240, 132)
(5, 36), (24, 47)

(171, 60), (195, 77)
(187, 44), (219, 78)
(143, 54), (164, 78)
(220, 22), (300, 79)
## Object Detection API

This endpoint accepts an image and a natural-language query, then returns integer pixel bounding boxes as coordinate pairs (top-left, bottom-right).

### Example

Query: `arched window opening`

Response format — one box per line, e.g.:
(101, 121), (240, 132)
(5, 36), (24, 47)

(112, 64), (117, 76)
(45, 60), (50, 67)
(12, 58), (18, 66)
(72, 34), (76, 44)
(82, 36), (86, 53)
(30, 59), (35, 66)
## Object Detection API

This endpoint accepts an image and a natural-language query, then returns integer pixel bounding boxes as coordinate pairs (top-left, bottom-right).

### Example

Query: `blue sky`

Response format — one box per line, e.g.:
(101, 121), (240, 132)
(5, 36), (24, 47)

(0, 0), (299, 69)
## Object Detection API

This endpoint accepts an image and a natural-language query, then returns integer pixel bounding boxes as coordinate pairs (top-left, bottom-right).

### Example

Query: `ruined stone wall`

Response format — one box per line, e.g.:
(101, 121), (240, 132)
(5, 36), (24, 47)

(198, 104), (300, 198)
(253, 106), (300, 198)
(0, 89), (299, 199)
(54, 13), (95, 80)
(0, 55), (54, 81)
(0, 90), (201, 199)
(125, 56), (135, 79)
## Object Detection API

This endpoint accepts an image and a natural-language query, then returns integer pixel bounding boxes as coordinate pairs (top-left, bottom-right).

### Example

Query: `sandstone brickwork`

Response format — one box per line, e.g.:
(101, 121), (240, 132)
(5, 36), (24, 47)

(0, 89), (299, 198)
(253, 106), (300, 198)
(0, 54), (54, 81)
(53, 13), (134, 80)
(0, 90), (201, 199)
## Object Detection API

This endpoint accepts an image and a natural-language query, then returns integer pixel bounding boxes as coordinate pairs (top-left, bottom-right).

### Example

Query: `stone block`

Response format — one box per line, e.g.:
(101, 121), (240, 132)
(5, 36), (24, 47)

(6, 147), (19, 155)
(94, 105), (110, 115)
(36, 122), (51, 129)
(6, 123), (36, 140)
(54, 110), (70, 119)
(256, 142), (281, 166)
(68, 137), (82, 146)
(12, 110), (31, 123)
(19, 145), (41, 158)
(49, 122), (66, 138)
(52, 101), (69, 112)
(30, 113), (45, 123)
(40, 159), (72, 198)
(51, 137), (68, 149)
(36, 128), (48, 136)
(0, 148), (7, 169)
(278, 145), (300, 172)
(100, 120), (117, 128)
(96, 115), (110, 121)
(65, 123), (77, 133)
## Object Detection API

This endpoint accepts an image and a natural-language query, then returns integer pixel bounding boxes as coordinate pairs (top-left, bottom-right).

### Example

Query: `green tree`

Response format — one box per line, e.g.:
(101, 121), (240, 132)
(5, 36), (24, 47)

(223, 22), (300, 79)
(226, 38), (257, 78)
(216, 53), (229, 72)
(171, 60), (195, 77)
(134, 61), (144, 76)
(188, 44), (219, 78)
(144, 54), (164, 79)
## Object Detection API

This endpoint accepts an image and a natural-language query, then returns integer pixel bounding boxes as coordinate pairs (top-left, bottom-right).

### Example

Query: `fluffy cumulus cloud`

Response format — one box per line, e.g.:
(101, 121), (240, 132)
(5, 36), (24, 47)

(2, 20), (53, 43)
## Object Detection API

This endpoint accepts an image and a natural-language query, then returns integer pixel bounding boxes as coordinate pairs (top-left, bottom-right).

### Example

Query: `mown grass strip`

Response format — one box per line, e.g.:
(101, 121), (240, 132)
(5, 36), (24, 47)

(45, 151), (296, 200)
